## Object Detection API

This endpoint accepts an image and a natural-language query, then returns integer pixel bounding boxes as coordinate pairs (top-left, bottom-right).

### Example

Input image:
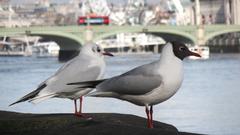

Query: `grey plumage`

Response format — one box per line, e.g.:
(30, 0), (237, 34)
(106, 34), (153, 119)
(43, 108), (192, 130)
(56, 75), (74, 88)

(10, 43), (108, 105)
(97, 62), (162, 95)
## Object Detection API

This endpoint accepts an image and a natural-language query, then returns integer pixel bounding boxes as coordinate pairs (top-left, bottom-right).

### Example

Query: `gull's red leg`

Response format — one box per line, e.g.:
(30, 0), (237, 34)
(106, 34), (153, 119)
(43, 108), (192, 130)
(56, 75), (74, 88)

(77, 96), (92, 119)
(74, 99), (78, 115)
(150, 105), (153, 128)
(79, 96), (83, 115)
(145, 106), (152, 128)
(74, 99), (82, 117)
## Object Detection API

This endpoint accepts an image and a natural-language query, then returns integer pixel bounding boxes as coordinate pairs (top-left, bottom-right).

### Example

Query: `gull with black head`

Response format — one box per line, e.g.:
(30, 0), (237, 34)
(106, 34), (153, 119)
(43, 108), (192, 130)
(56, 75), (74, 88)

(68, 41), (200, 127)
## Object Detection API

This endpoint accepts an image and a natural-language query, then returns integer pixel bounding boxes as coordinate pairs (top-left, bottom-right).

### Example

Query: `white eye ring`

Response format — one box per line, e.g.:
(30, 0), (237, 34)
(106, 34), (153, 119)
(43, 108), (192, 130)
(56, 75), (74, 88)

(179, 46), (186, 51)
(92, 48), (96, 52)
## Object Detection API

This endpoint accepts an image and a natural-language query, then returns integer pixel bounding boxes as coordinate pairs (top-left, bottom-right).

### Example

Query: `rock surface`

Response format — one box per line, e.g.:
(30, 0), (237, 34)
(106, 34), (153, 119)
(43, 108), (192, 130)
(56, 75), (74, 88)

(0, 111), (202, 135)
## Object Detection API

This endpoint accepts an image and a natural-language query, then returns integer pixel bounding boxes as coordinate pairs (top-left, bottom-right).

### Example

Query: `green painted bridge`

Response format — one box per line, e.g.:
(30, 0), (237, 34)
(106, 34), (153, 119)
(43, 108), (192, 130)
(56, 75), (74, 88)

(0, 25), (240, 60)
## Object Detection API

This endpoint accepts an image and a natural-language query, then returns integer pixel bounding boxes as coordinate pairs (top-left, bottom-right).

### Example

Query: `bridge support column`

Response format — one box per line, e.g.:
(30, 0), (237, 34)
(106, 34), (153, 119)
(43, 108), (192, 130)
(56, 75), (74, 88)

(153, 45), (159, 54)
(195, 0), (201, 25)
(84, 26), (94, 43)
(197, 25), (205, 45)
(58, 50), (80, 62)
(195, 0), (205, 45)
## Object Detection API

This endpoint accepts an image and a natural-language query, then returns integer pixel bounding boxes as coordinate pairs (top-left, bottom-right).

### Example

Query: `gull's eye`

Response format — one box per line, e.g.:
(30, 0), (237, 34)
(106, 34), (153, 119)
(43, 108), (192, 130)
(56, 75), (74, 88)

(97, 47), (101, 52)
(179, 46), (187, 51)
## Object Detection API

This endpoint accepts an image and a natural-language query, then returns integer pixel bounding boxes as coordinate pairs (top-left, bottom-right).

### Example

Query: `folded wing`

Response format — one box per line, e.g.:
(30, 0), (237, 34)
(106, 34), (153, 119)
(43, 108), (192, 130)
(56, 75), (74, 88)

(97, 63), (162, 95)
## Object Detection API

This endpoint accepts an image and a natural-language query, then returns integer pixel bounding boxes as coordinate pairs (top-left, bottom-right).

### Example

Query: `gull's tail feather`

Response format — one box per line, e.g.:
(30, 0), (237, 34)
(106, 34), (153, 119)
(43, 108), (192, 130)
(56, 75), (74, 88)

(29, 93), (57, 104)
(67, 79), (107, 88)
(9, 83), (46, 106)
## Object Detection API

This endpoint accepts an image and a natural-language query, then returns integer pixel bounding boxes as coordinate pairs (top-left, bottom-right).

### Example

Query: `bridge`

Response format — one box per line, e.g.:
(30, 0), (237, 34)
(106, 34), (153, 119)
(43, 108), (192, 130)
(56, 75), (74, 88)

(0, 25), (240, 60)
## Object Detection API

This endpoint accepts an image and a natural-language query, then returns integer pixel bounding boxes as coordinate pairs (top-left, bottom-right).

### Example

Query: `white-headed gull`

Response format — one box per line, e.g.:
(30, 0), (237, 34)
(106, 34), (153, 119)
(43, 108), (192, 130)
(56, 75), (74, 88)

(10, 42), (113, 117)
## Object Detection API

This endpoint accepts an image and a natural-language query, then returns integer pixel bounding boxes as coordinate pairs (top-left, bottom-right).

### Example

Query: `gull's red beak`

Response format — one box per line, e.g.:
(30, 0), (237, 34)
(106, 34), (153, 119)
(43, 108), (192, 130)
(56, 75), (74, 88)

(102, 52), (114, 57)
(188, 50), (201, 57)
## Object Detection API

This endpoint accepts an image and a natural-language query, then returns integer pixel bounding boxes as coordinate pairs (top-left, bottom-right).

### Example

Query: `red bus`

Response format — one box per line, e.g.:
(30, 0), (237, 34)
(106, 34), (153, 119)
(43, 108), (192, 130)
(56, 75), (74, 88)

(77, 16), (110, 25)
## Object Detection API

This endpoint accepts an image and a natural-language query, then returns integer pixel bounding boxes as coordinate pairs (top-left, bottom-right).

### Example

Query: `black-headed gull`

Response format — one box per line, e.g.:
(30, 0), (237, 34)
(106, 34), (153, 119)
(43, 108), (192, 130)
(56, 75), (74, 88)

(68, 41), (200, 127)
(10, 43), (113, 117)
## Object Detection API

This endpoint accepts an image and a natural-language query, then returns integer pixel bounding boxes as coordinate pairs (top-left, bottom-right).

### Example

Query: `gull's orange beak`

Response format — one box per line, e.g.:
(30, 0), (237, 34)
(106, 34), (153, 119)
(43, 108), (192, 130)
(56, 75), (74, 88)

(188, 50), (201, 57)
(102, 52), (114, 57)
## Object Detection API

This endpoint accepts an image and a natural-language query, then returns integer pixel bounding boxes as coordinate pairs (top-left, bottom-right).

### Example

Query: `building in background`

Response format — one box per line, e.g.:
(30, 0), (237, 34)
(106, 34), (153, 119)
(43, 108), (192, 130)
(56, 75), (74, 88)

(1, 0), (240, 27)
(189, 0), (240, 25)
(224, 0), (240, 25)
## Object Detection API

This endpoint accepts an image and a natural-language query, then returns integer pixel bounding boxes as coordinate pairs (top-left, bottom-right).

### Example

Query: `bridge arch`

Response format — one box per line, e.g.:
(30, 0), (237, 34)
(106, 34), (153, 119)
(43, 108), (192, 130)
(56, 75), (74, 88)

(30, 31), (84, 49)
(204, 29), (240, 45)
(29, 31), (84, 61)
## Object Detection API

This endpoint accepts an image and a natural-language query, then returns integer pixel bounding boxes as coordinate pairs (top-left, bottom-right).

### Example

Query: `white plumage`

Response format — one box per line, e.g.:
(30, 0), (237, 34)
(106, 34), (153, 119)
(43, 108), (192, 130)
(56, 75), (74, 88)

(10, 42), (113, 116)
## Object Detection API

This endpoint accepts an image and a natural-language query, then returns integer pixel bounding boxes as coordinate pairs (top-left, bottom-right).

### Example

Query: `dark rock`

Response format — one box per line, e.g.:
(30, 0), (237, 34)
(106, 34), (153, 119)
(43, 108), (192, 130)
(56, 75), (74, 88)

(0, 111), (202, 135)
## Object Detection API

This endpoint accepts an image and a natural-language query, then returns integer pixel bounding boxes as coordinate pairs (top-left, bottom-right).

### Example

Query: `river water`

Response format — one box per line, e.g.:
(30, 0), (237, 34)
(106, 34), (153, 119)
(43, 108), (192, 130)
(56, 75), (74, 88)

(0, 53), (240, 135)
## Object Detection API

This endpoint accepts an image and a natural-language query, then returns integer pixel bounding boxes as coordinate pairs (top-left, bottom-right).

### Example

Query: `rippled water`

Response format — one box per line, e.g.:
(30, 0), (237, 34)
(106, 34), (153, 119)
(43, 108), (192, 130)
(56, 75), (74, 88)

(0, 53), (240, 135)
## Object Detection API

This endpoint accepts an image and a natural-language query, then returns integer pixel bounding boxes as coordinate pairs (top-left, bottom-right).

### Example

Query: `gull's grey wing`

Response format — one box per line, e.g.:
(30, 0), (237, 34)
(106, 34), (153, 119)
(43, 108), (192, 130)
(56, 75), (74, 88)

(72, 66), (102, 81)
(52, 55), (80, 77)
(48, 55), (101, 83)
(38, 55), (102, 93)
(38, 56), (79, 86)
(97, 62), (162, 95)
(48, 65), (102, 93)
